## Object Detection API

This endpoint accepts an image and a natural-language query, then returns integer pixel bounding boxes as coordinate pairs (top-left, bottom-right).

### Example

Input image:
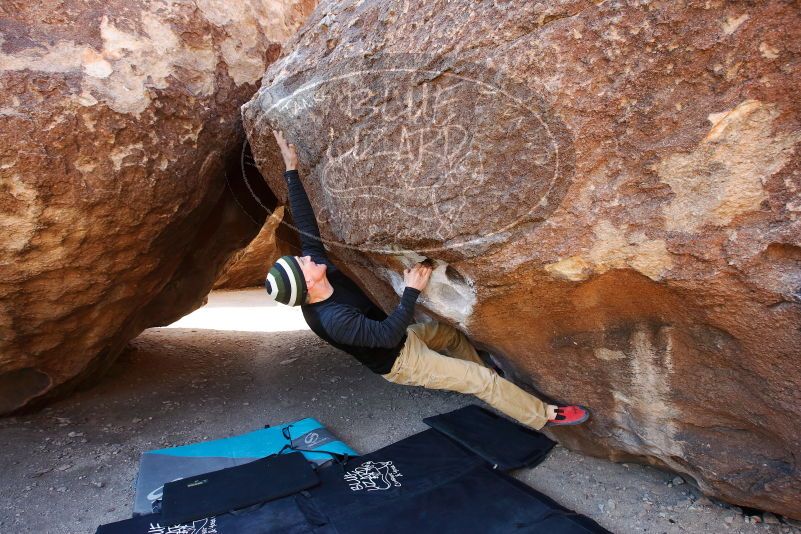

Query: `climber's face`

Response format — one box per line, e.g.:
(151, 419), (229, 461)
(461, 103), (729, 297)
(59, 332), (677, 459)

(296, 255), (327, 287)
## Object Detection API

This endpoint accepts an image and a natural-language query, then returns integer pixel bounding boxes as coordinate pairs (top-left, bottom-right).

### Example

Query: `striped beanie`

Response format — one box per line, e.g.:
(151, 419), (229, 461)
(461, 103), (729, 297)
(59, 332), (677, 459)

(265, 255), (308, 307)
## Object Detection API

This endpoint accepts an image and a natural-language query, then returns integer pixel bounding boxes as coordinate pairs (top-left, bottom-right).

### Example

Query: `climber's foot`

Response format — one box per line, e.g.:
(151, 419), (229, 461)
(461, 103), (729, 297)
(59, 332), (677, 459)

(545, 405), (590, 427)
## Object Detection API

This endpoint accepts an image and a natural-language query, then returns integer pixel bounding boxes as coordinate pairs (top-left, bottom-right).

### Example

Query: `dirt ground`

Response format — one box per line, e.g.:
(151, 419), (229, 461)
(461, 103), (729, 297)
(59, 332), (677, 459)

(1, 289), (799, 534)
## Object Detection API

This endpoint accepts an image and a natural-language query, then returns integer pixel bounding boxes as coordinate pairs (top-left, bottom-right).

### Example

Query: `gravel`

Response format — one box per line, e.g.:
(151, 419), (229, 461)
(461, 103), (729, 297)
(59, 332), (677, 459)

(1, 290), (799, 534)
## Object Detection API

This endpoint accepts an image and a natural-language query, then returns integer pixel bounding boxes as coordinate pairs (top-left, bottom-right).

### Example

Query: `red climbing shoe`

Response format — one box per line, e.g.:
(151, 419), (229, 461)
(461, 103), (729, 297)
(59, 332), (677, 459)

(545, 405), (590, 427)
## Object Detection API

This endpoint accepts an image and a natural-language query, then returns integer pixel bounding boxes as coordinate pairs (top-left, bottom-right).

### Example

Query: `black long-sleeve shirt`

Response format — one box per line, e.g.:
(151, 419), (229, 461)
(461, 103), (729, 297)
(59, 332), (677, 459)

(283, 169), (420, 374)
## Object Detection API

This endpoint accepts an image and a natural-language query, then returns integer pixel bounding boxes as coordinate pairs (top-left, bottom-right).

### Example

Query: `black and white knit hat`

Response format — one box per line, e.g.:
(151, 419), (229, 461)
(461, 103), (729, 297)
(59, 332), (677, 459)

(265, 255), (307, 307)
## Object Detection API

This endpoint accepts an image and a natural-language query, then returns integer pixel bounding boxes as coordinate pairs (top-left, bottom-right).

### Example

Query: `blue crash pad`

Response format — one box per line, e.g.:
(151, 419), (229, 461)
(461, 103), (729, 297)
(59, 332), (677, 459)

(133, 418), (357, 515)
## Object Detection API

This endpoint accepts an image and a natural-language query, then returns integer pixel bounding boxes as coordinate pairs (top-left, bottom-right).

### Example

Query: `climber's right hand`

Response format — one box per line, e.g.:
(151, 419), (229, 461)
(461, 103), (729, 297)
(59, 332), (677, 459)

(272, 128), (298, 172)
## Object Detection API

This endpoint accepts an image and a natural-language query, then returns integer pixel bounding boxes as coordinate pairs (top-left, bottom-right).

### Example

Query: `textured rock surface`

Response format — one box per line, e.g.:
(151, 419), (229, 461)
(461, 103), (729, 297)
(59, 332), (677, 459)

(213, 206), (293, 289)
(0, 0), (315, 414)
(243, 0), (801, 518)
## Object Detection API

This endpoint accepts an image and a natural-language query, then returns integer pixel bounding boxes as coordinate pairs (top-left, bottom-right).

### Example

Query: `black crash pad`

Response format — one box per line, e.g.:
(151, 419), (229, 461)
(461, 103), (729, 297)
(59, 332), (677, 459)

(423, 404), (556, 471)
(97, 406), (610, 534)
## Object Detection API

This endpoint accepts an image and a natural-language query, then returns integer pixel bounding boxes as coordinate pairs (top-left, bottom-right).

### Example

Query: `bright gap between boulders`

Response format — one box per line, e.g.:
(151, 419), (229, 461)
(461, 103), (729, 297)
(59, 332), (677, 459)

(164, 288), (309, 332)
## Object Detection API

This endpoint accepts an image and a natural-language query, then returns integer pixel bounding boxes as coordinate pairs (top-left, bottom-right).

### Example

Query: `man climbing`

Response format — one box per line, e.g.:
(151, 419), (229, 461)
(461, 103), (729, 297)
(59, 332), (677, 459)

(263, 128), (590, 430)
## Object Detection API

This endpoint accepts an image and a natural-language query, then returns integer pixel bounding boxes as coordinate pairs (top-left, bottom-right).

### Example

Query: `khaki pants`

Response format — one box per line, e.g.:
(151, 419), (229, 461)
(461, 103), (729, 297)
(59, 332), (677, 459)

(382, 321), (550, 430)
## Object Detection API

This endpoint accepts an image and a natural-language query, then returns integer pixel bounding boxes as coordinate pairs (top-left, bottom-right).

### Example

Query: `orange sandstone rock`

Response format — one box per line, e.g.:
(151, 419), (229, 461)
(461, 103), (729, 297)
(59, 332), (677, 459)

(0, 0), (316, 414)
(243, 0), (801, 518)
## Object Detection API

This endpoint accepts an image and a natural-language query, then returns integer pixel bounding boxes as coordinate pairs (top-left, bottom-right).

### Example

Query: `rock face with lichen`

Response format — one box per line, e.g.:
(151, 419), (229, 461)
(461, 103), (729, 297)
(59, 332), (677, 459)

(0, 0), (316, 414)
(243, 0), (801, 518)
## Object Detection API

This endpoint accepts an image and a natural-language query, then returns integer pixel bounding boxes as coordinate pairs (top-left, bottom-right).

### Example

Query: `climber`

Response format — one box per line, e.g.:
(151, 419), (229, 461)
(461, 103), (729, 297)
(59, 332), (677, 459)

(263, 128), (590, 430)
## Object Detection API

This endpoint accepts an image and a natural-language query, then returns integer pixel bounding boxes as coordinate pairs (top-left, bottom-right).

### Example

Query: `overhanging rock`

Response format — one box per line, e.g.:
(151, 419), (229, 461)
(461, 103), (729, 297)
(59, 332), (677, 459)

(243, 0), (801, 518)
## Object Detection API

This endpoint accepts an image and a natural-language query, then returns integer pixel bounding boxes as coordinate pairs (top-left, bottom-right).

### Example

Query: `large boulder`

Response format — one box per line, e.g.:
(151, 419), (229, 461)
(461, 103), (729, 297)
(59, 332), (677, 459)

(243, 0), (801, 518)
(0, 0), (315, 414)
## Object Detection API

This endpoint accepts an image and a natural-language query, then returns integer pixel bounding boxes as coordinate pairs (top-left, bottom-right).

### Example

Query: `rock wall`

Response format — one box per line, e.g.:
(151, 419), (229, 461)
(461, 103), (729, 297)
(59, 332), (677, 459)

(0, 0), (316, 414)
(242, 0), (801, 518)
(213, 206), (295, 289)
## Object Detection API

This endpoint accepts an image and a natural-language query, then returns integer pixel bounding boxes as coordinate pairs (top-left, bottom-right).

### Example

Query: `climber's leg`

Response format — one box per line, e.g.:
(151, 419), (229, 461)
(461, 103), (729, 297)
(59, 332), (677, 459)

(407, 321), (486, 366)
(384, 325), (550, 429)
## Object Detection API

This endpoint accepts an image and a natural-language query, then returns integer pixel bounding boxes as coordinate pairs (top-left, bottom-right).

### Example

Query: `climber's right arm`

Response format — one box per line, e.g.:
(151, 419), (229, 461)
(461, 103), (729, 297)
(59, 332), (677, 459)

(272, 128), (332, 267)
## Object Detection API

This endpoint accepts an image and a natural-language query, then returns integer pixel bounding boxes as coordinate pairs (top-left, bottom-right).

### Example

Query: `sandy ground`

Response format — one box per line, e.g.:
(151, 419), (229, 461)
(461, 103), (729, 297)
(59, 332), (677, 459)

(1, 289), (799, 534)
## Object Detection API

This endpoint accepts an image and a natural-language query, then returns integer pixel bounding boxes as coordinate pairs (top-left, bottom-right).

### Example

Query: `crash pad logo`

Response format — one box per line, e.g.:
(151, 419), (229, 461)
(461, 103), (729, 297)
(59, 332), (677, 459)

(304, 431), (321, 446)
(258, 53), (575, 254)
(343, 460), (403, 492)
(147, 516), (216, 533)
